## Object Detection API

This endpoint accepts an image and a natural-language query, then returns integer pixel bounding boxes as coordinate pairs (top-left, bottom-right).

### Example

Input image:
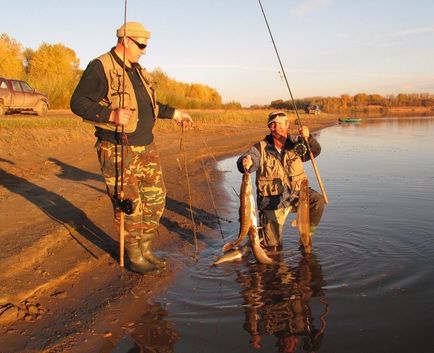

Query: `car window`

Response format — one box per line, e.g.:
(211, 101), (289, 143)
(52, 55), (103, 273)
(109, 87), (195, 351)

(0, 80), (7, 89)
(11, 81), (22, 92)
(21, 81), (34, 93)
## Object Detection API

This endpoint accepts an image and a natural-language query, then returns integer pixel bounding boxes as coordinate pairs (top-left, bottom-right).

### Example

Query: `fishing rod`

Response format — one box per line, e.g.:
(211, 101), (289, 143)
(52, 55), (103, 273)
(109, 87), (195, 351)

(118, 0), (128, 267)
(257, 0), (329, 204)
(179, 126), (199, 260)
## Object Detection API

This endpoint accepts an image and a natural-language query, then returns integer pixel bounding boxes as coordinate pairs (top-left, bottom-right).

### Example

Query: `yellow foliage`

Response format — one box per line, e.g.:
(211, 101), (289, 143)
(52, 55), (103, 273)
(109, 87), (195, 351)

(151, 68), (223, 109)
(1, 33), (238, 110)
(273, 93), (434, 112)
(0, 33), (25, 79)
(26, 43), (81, 108)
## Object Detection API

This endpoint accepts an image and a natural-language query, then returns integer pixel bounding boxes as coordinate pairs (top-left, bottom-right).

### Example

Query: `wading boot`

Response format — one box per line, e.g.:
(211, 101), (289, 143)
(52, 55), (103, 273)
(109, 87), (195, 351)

(125, 240), (161, 275)
(139, 232), (167, 268)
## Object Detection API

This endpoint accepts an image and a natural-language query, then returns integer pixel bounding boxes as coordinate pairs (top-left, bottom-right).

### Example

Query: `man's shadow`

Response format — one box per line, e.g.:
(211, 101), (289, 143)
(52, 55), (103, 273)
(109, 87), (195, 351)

(12, 158), (224, 248)
(162, 197), (228, 245)
(0, 159), (117, 259)
(48, 157), (106, 195)
(48, 158), (224, 246)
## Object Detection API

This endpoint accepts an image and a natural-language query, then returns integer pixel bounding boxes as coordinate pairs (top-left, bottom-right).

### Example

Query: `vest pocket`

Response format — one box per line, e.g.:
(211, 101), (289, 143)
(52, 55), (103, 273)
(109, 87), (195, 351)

(110, 91), (132, 110)
(109, 69), (121, 91)
(257, 178), (284, 197)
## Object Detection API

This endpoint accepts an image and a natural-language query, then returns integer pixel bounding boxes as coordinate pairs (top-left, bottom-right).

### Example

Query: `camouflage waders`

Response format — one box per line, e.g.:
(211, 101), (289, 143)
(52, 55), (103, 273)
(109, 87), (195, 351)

(260, 188), (324, 249)
(96, 139), (166, 237)
(96, 139), (166, 273)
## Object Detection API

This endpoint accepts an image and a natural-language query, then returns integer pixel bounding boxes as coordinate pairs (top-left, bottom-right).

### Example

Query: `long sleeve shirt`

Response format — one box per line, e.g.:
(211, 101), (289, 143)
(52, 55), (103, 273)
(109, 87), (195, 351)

(70, 48), (175, 146)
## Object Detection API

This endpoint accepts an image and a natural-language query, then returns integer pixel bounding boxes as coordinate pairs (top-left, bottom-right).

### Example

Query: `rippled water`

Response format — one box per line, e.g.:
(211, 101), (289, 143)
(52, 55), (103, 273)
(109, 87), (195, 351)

(112, 117), (434, 353)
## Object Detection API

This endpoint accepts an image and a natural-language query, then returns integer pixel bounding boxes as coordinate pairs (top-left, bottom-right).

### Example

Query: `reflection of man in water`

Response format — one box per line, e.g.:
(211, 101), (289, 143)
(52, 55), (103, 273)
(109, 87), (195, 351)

(237, 254), (328, 352)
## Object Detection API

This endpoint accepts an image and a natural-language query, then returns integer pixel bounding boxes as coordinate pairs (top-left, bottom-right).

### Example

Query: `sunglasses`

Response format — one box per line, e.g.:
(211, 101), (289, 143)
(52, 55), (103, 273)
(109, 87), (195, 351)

(128, 37), (147, 50)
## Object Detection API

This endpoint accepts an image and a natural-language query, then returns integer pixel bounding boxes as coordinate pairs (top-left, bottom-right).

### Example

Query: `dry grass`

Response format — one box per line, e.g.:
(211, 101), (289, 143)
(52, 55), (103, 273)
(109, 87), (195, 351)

(0, 114), (94, 151)
(154, 109), (337, 131)
(0, 109), (338, 151)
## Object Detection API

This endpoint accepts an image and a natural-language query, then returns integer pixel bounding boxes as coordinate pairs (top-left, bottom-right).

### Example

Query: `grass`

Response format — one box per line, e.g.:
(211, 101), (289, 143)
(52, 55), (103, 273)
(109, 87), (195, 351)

(0, 109), (338, 148)
(0, 114), (90, 129)
(0, 113), (95, 149)
(154, 109), (337, 131)
(0, 109), (338, 162)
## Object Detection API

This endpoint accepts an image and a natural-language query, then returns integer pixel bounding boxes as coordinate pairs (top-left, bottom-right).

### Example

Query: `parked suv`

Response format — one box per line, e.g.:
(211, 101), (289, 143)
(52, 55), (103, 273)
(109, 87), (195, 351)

(0, 77), (49, 116)
(305, 104), (321, 115)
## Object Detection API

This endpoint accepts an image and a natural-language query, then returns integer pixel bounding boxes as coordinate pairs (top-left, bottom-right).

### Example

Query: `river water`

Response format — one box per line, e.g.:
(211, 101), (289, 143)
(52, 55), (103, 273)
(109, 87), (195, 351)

(111, 117), (434, 353)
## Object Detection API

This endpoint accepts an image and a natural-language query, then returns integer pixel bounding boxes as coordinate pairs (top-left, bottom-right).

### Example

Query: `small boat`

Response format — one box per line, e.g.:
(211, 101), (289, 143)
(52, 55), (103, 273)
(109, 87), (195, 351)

(338, 117), (362, 123)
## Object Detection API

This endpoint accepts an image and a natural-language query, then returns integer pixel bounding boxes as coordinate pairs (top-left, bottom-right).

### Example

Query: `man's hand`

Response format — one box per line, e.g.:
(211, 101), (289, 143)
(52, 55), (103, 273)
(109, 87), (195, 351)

(242, 155), (253, 171)
(299, 126), (310, 140)
(109, 108), (133, 125)
(173, 110), (193, 128)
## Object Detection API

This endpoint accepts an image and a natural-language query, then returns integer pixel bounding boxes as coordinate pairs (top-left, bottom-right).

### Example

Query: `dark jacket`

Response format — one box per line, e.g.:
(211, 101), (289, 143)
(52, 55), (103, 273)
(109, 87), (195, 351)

(70, 48), (174, 146)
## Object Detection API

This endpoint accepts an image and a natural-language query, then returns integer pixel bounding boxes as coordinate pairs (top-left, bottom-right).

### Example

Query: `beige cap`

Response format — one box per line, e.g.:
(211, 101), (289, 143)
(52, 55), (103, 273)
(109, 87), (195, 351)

(267, 111), (288, 125)
(116, 22), (151, 42)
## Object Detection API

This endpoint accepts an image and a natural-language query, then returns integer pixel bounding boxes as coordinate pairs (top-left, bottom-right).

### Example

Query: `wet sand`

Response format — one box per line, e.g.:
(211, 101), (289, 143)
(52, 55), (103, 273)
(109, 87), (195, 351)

(0, 111), (336, 352)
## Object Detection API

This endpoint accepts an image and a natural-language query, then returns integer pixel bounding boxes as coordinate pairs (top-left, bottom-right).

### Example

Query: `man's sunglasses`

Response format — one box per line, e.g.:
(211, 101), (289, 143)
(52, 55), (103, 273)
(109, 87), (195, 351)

(128, 37), (147, 50)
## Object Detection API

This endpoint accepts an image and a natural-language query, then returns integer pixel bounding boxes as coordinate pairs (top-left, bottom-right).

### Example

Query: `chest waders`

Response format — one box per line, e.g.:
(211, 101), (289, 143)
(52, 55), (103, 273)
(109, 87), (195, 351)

(256, 141), (304, 248)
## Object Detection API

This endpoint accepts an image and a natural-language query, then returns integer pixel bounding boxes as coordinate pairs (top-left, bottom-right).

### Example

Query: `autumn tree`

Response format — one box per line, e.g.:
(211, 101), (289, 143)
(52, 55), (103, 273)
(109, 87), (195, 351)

(150, 68), (224, 109)
(0, 33), (25, 79)
(269, 92), (434, 113)
(339, 94), (352, 110)
(223, 101), (242, 109)
(26, 43), (80, 108)
(353, 93), (368, 107)
(368, 94), (385, 106)
(270, 99), (290, 110)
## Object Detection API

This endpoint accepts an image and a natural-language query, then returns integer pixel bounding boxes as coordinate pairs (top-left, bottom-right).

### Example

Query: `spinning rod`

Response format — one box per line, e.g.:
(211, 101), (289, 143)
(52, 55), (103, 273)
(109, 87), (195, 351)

(118, 0), (128, 267)
(257, 0), (329, 204)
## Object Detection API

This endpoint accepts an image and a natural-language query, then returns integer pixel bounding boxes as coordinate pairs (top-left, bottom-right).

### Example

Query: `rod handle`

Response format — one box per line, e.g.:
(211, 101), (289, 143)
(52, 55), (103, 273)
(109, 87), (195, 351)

(119, 209), (125, 267)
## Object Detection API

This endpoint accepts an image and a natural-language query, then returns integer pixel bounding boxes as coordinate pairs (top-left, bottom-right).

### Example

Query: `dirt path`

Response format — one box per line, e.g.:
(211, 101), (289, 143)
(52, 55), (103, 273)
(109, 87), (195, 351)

(0, 112), (336, 352)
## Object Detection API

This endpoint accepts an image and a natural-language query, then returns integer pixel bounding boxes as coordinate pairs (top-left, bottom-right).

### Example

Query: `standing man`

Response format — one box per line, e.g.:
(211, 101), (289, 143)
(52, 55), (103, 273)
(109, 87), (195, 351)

(71, 22), (192, 275)
(237, 111), (324, 252)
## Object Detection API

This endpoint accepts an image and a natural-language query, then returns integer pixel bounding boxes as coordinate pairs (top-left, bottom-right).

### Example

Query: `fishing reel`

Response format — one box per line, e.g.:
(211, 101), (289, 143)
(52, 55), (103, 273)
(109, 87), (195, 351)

(113, 196), (134, 215)
(294, 143), (307, 157)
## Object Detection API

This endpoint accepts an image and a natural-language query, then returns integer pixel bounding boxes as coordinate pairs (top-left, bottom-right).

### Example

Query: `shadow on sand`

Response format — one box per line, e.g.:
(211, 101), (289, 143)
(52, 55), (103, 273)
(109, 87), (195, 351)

(1, 157), (224, 252)
(0, 158), (117, 260)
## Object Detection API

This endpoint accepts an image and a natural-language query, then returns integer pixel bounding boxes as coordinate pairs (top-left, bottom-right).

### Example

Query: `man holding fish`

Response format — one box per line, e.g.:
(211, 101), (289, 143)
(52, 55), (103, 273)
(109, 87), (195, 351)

(237, 111), (324, 253)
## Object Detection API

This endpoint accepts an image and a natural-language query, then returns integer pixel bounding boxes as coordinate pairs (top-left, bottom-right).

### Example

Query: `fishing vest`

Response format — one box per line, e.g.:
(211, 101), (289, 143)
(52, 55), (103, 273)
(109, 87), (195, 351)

(255, 139), (307, 197)
(90, 52), (159, 133)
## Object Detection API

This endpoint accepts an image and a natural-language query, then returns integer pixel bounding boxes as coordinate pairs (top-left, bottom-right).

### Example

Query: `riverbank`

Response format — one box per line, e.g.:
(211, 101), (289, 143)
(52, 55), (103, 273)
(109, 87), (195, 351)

(0, 110), (336, 352)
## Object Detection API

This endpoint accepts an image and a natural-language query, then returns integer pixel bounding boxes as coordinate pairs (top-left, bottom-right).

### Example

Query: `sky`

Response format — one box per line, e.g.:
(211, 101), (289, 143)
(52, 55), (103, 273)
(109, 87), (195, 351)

(3, 0), (434, 106)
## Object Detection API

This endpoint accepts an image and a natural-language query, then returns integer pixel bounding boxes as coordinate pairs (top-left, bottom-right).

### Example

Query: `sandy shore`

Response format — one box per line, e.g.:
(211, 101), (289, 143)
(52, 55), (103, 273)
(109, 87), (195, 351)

(0, 111), (336, 352)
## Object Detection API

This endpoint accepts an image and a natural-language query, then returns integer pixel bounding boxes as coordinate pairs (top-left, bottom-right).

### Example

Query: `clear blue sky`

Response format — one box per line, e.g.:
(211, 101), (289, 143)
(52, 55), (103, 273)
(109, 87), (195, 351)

(3, 0), (434, 106)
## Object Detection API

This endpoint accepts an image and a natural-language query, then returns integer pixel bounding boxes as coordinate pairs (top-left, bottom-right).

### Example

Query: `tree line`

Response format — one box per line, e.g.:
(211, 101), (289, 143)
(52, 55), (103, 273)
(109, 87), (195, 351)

(0, 33), (241, 110)
(270, 92), (434, 113)
(2, 33), (432, 112)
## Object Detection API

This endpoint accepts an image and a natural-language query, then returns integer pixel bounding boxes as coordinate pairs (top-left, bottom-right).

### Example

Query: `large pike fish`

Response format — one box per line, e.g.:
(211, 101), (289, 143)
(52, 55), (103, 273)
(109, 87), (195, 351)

(222, 172), (257, 252)
(247, 225), (273, 264)
(297, 178), (312, 253)
(219, 172), (273, 265)
(212, 246), (249, 266)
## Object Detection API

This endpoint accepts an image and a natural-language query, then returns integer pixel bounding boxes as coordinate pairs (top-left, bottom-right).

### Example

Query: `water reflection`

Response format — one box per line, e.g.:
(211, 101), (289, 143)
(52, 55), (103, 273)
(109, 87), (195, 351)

(341, 115), (434, 130)
(135, 117), (434, 352)
(110, 303), (180, 353)
(237, 254), (328, 352)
